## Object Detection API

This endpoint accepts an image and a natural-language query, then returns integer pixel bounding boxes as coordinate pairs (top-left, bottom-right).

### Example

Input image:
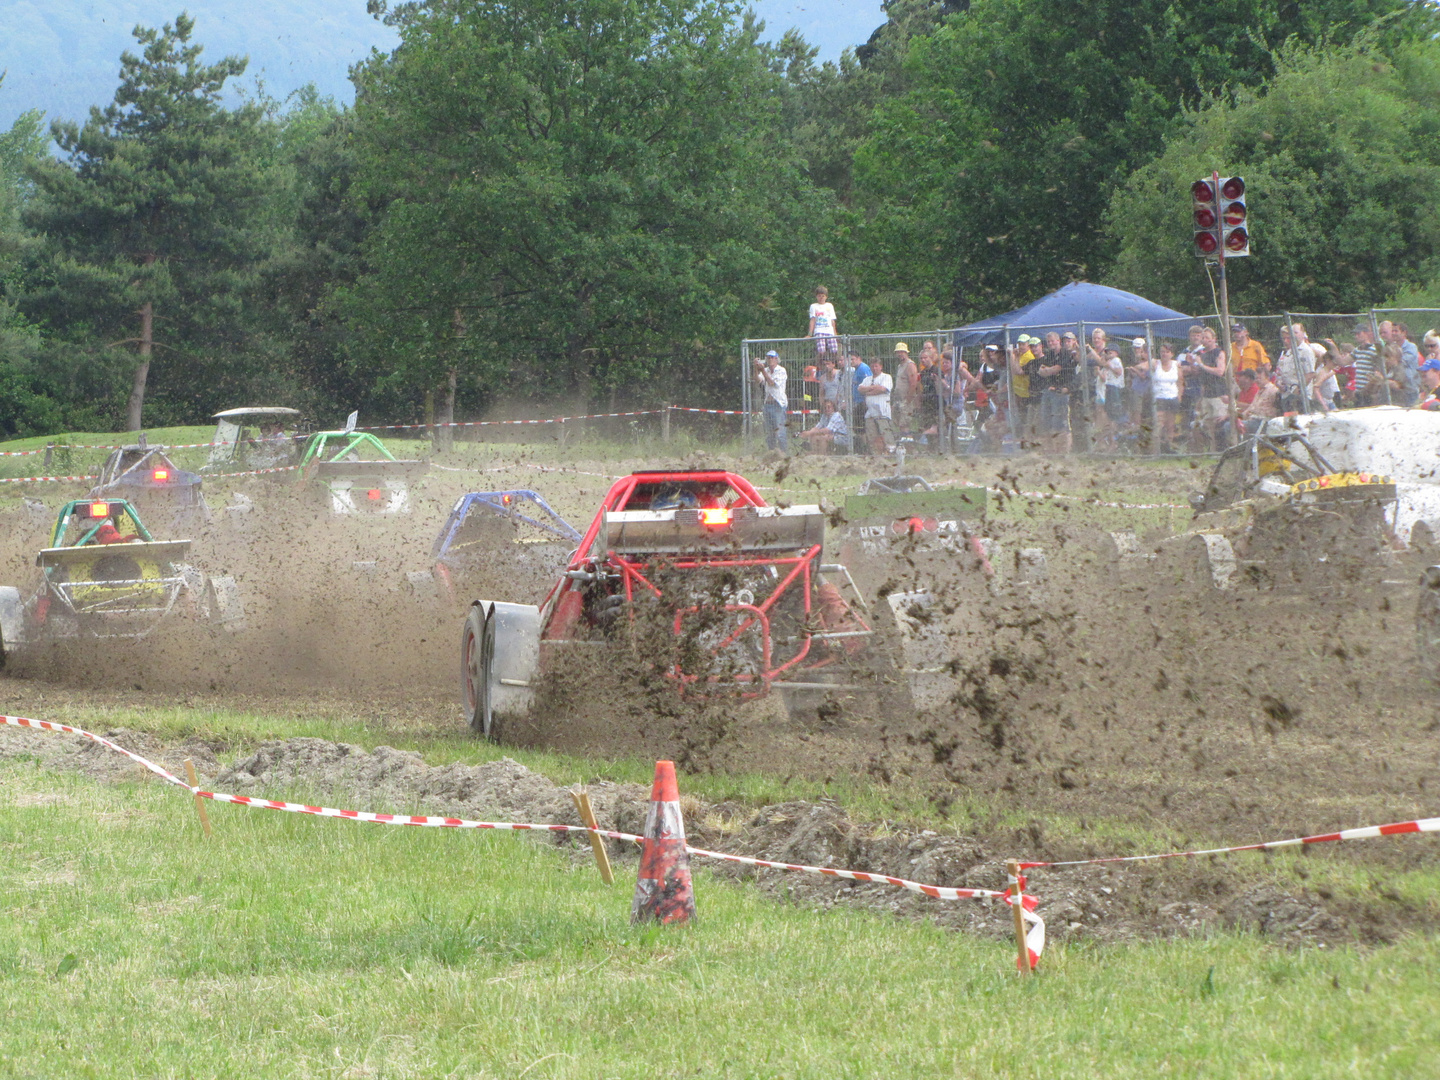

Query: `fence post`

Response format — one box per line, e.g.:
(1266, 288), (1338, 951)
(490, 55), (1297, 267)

(661, 403), (671, 444)
(43, 443), (52, 469)
(1003, 326), (1015, 453)
(741, 342), (752, 454)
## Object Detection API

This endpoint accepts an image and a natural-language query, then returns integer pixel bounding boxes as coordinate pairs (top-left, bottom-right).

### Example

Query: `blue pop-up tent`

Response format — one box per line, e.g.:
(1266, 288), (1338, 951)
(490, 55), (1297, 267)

(952, 282), (1195, 346)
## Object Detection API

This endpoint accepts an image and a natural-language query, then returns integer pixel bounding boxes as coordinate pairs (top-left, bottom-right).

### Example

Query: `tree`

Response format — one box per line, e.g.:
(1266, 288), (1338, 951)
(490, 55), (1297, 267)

(1106, 41), (1440, 314)
(21, 14), (272, 430)
(854, 0), (1440, 321)
(341, 0), (833, 418)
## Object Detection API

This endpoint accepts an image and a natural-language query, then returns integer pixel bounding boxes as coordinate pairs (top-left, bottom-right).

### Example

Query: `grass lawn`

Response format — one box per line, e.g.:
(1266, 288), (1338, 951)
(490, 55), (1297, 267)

(0, 757), (1436, 1079)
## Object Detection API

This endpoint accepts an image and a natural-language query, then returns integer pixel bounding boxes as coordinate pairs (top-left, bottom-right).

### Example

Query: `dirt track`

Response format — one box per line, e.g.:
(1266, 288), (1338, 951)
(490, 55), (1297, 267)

(2, 448), (1438, 944)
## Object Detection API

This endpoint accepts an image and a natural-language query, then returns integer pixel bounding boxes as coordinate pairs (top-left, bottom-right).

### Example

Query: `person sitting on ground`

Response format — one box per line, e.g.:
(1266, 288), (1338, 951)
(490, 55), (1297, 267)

(797, 398), (851, 454)
(1235, 369), (1259, 407)
(1240, 365), (1281, 433)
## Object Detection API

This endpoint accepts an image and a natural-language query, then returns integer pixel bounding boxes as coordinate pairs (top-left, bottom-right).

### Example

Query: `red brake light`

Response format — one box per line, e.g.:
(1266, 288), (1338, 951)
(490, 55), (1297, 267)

(152, 469), (169, 482)
(89, 502), (109, 518)
(366, 489), (383, 501)
(502, 493), (513, 505)
(700, 507), (731, 526)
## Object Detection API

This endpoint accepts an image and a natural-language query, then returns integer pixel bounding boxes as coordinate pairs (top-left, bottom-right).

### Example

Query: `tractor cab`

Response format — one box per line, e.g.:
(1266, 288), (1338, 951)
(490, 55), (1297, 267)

(203, 407), (304, 473)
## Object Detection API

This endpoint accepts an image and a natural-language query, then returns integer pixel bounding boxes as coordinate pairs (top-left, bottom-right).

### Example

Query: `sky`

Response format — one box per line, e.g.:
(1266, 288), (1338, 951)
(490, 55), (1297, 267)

(0, 0), (887, 134)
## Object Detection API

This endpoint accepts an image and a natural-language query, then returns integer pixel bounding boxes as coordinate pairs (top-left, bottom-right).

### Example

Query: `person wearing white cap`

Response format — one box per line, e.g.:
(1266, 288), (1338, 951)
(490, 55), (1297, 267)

(756, 349), (789, 453)
(892, 341), (918, 436)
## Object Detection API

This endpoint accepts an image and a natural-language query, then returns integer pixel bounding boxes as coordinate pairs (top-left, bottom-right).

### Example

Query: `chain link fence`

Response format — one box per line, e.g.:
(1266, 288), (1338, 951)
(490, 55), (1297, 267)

(745, 308), (1439, 458)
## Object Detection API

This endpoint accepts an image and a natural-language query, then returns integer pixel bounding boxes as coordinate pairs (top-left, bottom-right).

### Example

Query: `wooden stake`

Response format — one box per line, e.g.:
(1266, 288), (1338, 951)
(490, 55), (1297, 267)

(184, 759), (212, 838)
(571, 789), (614, 885)
(1007, 859), (1030, 977)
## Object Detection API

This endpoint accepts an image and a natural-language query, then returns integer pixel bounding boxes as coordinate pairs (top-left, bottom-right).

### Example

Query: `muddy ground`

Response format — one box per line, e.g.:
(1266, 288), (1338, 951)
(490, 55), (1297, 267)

(2, 448), (1438, 946)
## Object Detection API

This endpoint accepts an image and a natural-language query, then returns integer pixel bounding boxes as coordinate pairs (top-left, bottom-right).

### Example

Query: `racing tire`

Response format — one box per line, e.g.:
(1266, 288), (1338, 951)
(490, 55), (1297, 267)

(462, 603), (497, 740)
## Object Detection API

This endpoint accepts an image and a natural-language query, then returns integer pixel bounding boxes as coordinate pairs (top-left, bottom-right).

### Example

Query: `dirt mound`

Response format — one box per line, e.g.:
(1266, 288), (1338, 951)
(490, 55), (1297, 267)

(202, 735), (1438, 948)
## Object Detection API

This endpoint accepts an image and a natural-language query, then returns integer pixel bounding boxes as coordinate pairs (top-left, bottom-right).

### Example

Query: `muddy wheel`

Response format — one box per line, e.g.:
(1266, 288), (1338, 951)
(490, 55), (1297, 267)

(461, 603), (498, 740)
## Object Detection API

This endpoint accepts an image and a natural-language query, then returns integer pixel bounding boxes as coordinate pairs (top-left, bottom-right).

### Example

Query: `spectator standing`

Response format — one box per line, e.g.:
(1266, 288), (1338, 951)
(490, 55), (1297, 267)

(756, 350), (789, 453)
(1035, 331), (1073, 454)
(846, 352), (872, 414)
(1230, 322), (1270, 374)
(1178, 324), (1206, 445)
(1151, 341), (1184, 452)
(1195, 326), (1230, 449)
(808, 287), (839, 358)
(1379, 321), (1418, 406)
(1277, 323), (1316, 412)
(817, 357), (841, 408)
(1008, 335), (1035, 443)
(1126, 337), (1152, 438)
(858, 356), (897, 454)
(1092, 341), (1126, 449)
(1350, 322), (1383, 405)
(893, 342), (920, 437)
(798, 398), (850, 453)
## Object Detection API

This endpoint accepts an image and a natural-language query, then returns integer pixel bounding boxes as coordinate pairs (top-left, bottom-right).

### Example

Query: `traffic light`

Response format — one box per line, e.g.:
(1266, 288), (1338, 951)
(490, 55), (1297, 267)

(1191, 179), (1219, 257)
(1219, 176), (1249, 257)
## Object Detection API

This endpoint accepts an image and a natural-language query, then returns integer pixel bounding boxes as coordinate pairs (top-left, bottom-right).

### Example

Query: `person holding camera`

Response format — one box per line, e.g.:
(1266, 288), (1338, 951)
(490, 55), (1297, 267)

(756, 350), (789, 453)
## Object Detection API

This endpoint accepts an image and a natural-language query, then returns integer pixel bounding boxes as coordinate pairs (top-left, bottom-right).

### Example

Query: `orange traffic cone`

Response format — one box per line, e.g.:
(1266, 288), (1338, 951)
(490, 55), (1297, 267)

(631, 760), (696, 925)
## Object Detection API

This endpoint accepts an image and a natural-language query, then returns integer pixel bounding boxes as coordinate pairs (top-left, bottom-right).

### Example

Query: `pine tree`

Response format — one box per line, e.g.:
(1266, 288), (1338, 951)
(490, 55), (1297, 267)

(23, 14), (270, 429)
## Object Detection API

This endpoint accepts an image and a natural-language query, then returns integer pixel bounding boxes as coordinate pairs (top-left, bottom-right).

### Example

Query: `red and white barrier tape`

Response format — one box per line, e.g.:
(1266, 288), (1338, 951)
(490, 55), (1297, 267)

(0, 448), (46, 456)
(1018, 816), (1440, 870)
(0, 474), (99, 484)
(0, 714), (1040, 953)
(357, 410), (667, 432)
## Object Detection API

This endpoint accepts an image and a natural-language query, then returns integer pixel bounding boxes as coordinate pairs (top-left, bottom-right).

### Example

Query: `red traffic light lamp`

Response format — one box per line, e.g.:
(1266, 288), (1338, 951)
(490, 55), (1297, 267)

(1192, 179), (1220, 258)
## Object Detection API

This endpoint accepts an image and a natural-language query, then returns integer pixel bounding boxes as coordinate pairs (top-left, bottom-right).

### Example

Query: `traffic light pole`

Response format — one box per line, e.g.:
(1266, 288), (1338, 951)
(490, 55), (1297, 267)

(1212, 171), (1243, 447)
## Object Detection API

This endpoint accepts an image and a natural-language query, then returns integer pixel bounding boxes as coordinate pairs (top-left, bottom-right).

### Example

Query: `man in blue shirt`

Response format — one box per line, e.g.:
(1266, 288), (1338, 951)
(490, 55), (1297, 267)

(846, 352), (872, 411)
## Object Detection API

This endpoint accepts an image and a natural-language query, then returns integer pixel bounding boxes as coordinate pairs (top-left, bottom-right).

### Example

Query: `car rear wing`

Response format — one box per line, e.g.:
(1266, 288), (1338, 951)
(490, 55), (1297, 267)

(37, 540), (193, 569)
(603, 504), (826, 555)
(314, 460), (430, 481)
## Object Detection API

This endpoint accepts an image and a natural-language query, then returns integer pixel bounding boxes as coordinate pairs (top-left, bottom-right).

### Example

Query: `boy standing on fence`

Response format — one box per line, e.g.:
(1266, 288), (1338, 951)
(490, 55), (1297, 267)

(808, 287), (839, 358)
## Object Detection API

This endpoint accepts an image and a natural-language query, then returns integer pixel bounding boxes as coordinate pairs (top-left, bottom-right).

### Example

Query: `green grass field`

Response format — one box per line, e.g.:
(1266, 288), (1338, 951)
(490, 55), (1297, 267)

(1, 754), (1437, 1080)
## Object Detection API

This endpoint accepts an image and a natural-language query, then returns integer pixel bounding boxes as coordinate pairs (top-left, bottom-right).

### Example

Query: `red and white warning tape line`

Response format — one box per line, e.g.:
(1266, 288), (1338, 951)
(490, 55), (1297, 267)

(1, 713), (1038, 920)
(0, 474), (99, 484)
(1018, 816), (1440, 870)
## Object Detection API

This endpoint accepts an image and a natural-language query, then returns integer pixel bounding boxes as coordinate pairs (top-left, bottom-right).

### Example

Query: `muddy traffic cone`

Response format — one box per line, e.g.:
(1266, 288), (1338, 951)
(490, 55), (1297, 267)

(631, 760), (696, 925)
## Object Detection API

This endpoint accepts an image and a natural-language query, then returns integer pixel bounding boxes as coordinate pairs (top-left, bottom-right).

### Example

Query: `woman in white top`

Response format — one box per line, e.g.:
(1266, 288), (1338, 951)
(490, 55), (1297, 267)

(1150, 341), (1183, 452)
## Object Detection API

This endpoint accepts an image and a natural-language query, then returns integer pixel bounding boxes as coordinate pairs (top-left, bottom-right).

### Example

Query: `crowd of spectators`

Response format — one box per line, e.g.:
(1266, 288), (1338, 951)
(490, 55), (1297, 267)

(762, 290), (1440, 457)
